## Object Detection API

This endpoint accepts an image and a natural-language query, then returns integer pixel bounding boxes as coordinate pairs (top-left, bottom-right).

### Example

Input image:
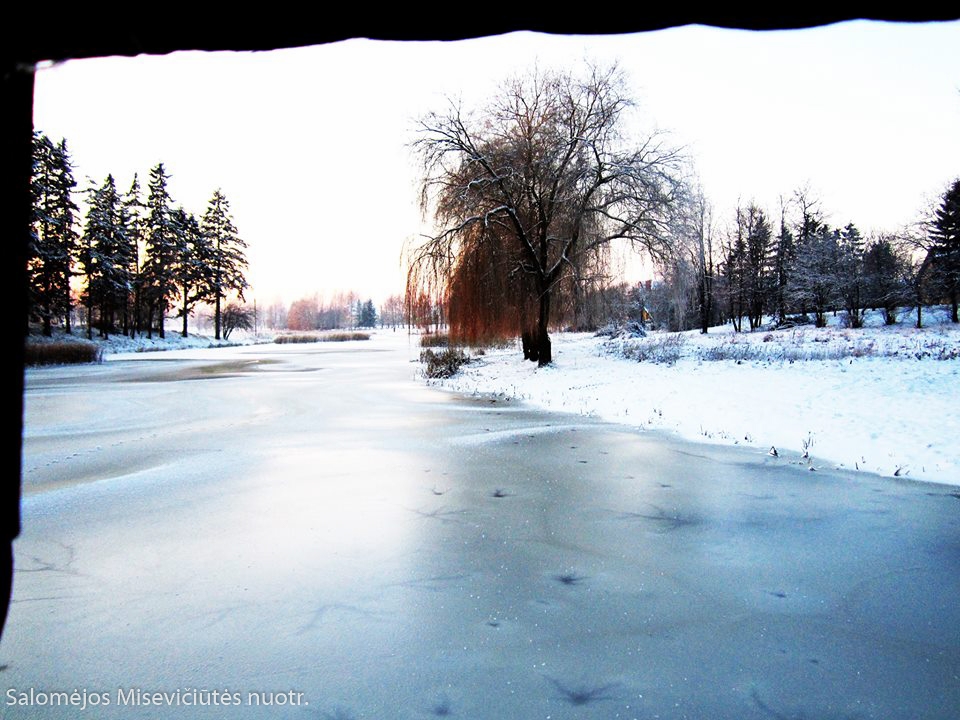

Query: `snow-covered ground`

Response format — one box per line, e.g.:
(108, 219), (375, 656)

(437, 307), (960, 487)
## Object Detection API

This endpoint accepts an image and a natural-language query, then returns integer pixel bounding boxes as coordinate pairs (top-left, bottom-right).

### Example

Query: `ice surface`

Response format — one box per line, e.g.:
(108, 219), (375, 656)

(6, 332), (960, 718)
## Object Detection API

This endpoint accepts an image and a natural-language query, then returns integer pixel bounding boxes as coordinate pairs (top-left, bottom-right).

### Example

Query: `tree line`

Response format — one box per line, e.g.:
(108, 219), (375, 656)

(269, 293), (408, 332)
(650, 181), (960, 334)
(29, 132), (250, 341)
(404, 62), (960, 360)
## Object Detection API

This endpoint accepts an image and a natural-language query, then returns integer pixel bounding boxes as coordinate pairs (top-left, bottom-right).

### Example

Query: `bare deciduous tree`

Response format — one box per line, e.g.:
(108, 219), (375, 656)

(407, 63), (685, 365)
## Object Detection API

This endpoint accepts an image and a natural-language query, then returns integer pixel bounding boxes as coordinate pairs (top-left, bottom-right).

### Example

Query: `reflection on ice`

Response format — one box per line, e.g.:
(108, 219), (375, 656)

(447, 423), (595, 447)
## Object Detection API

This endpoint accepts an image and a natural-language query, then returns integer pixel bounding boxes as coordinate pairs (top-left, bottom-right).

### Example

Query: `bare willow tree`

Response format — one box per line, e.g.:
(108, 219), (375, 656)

(408, 63), (685, 365)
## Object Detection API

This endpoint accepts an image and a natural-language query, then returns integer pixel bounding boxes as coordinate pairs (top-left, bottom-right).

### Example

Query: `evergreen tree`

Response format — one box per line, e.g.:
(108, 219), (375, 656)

(833, 222), (867, 328)
(863, 235), (907, 325)
(789, 225), (840, 328)
(79, 174), (127, 338)
(930, 178), (960, 322)
(358, 299), (377, 328)
(142, 163), (179, 338)
(29, 133), (78, 336)
(721, 203), (770, 331)
(122, 174), (146, 337)
(29, 132), (57, 335)
(171, 207), (210, 337)
(791, 190), (825, 318)
(200, 189), (248, 339)
(743, 204), (773, 330)
(51, 139), (80, 333)
(771, 200), (796, 325)
(721, 220), (747, 332)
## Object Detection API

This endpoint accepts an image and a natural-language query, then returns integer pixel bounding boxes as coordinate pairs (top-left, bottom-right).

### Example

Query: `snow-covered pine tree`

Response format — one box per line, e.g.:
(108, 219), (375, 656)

(743, 204), (773, 331)
(789, 224), (840, 328)
(29, 132), (57, 335)
(80, 174), (128, 338)
(28, 133), (79, 336)
(51, 139), (79, 334)
(121, 174), (145, 337)
(171, 207), (210, 337)
(142, 163), (179, 339)
(200, 189), (248, 340)
(832, 222), (867, 328)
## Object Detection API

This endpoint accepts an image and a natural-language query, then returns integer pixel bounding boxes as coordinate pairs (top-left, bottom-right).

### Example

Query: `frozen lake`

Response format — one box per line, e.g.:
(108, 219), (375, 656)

(6, 333), (960, 718)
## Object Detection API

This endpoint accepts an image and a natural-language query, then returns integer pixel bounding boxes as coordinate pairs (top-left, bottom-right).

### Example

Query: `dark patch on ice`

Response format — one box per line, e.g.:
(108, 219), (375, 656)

(431, 696), (452, 716)
(618, 507), (698, 532)
(553, 572), (587, 586)
(390, 574), (469, 593)
(125, 358), (284, 382)
(768, 590), (788, 599)
(491, 488), (510, 498)
(750, 687), (864, 720)
(548, 678), (618, 706)
(407, 506), (468, 524)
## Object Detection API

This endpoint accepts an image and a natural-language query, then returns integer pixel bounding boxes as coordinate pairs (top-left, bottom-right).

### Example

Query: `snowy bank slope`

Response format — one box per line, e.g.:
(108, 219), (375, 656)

(436, 311), (960, 487)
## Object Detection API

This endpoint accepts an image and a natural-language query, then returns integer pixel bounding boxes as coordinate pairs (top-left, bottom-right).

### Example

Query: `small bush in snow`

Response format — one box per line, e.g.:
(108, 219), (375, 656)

(323, 331), (371, 342)
(420, 348), (471, 378)
(700, 340), (762, 362)
(275, 333), (320, 344)
(617, 333), (685, 365)
(275, 331), (370, 344)
(419, 332), (449, 348)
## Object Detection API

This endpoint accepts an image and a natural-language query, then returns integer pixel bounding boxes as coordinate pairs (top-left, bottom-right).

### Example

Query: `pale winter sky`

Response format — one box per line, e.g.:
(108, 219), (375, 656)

(32, 21), (960, 307)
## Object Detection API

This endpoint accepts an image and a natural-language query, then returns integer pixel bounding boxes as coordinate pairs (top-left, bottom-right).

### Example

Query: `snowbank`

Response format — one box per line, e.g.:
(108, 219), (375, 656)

(436, 308), (960, 487)
(25, 327), (273, 357)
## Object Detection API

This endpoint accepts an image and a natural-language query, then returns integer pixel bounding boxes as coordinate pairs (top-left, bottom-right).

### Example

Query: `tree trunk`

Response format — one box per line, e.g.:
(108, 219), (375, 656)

(215, 292), (222, 340)
(64, 278), (72, 334)
(181, 285), (189, 338)
(521, 330), (536, 362)
(536, 291), (552, 367)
